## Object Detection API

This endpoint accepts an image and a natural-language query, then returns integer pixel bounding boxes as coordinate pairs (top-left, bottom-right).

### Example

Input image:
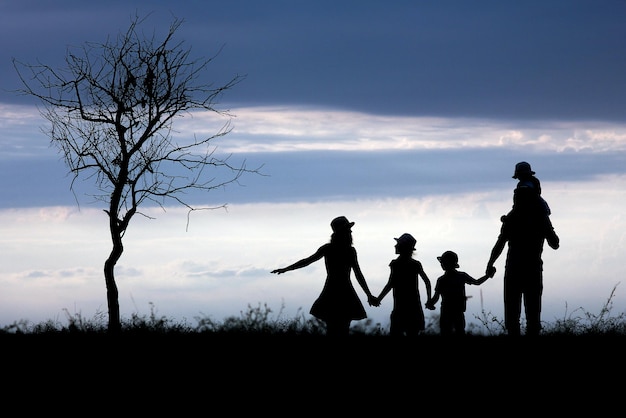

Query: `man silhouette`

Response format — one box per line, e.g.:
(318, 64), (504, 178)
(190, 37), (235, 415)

(486, 167), (560, 336)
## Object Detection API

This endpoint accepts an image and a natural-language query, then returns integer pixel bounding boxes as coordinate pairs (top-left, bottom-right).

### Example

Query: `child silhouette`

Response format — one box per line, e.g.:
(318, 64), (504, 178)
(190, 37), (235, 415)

(426, 250), (495, 336)
(372, 233), (432, 337)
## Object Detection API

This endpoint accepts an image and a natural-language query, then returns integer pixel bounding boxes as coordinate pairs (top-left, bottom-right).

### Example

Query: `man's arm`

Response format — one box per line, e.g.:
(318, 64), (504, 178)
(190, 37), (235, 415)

(487, 235), (506, 272)
(544, 217), (560, 250)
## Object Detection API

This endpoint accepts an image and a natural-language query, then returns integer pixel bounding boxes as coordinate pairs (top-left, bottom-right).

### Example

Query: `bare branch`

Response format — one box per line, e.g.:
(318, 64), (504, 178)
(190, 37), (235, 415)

(12, 13), (264, 333)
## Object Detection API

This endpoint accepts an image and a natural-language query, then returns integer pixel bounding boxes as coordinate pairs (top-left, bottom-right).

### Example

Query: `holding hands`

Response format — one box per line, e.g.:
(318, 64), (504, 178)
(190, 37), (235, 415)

(368, 294), (381, 307)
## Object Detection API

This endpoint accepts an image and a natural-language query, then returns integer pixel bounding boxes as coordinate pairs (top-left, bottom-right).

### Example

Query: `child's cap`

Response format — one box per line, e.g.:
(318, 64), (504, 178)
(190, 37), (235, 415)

(394, 233), (416, 250)
(437, 250), (459, 268)
(512, 161), (535, 179)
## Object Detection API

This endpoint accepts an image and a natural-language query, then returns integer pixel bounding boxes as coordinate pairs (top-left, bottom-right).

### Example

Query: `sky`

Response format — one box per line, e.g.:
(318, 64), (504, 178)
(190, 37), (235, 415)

(1, 1), (626, 333)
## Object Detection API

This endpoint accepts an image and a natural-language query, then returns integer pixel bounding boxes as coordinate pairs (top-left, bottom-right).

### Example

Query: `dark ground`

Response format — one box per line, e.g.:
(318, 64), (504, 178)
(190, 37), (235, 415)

(4, 333), (624, 413)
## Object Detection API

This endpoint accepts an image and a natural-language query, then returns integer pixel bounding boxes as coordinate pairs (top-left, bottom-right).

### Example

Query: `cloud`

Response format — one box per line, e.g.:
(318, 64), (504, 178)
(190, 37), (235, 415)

(2, 181), (626, 330)
(174, 106), (626, 154)
(2, 103), (626, 211)
(2, 2), (626, 120)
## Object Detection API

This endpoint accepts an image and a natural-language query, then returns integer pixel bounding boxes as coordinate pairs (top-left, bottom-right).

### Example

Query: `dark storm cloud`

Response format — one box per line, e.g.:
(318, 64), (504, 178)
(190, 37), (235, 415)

(3, 147), (624, 209)
(1, 1), (625, 121)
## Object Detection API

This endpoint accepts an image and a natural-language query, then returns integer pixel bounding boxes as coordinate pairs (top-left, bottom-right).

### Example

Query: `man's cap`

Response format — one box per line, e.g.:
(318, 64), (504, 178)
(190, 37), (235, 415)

(437, 250), (459, 268)
(330, 216), (355, 232)
(512, 161), (536, 179)
(394, 233), (416, 250)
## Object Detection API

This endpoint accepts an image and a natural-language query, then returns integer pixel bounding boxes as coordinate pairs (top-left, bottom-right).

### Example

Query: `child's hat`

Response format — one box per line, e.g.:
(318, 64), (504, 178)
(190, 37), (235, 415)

(394, 233), (416, 250)
(437, 250), (459, 268)
(512, 161), (535, 179)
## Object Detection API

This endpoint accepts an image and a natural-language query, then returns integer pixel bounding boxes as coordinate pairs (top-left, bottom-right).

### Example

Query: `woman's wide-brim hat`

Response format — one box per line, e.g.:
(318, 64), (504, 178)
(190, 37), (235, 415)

(331, 216), (355, 232)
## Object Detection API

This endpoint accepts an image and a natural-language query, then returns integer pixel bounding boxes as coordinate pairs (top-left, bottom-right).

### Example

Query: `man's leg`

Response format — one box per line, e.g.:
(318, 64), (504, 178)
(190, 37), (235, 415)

(524, 273), (543, 336)
(504, 273), (522, 336)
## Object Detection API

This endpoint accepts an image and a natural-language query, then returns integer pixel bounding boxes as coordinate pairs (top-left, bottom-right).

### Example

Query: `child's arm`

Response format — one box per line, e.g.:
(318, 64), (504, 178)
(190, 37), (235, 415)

(425, 290), (439, 310)
(473, 275), (490, 285)
(469, 266), (496, 285)
(376, 262), (396, 304)
(376, 282), (392, 303)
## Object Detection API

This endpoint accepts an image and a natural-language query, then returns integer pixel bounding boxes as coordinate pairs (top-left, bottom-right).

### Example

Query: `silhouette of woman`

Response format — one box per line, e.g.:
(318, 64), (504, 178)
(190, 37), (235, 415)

(271, 216), (378, 336)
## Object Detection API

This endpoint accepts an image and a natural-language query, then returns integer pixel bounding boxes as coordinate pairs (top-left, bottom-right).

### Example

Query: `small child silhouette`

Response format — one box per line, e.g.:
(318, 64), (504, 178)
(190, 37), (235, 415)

(426, 250), (495, 336)
(511, 161), (551, 216)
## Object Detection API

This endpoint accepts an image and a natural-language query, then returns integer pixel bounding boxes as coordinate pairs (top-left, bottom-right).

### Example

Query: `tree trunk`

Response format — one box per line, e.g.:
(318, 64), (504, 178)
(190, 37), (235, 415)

(105, 212), (124, 334)
(104, 256), (121, 334)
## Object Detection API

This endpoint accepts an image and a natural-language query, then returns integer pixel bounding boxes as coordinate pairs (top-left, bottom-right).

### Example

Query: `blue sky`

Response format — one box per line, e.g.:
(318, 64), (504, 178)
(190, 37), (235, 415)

(1, 1), (625, 332)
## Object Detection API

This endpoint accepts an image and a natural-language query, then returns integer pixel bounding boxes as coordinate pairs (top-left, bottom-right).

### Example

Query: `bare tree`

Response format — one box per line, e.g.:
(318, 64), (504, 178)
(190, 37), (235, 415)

(13, 14), (262, 333)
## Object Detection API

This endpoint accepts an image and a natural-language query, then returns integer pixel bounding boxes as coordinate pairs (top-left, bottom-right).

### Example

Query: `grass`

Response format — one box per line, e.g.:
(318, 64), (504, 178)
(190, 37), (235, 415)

(1, 283), (625, 338)
(3, 286), (626, 407)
